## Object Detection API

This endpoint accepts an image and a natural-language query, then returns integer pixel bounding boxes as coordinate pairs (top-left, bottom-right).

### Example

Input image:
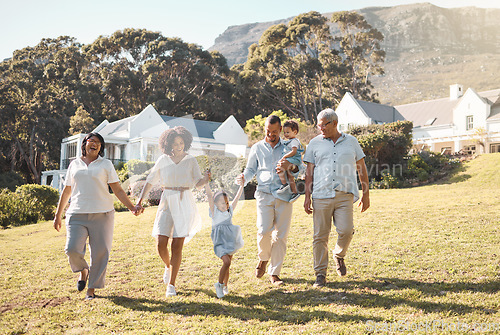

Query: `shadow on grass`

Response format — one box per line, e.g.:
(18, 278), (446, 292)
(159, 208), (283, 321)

(106, 288), (384, 324)
(106, 277), (497, 323)
(436, 164), (472, 184)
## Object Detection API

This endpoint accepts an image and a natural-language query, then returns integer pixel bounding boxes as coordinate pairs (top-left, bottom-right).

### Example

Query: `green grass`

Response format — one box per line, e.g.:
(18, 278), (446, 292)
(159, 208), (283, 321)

(1, 154), (499, 334)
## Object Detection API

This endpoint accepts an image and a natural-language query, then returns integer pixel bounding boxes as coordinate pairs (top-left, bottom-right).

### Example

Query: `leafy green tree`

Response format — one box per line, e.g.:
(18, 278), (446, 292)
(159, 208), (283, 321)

(84, 29), (235, 122)
(0, 36), (87, 183)
(240, 11), (385, 123)
(331, 11), (385, 101)
(69, 106), (95, 135)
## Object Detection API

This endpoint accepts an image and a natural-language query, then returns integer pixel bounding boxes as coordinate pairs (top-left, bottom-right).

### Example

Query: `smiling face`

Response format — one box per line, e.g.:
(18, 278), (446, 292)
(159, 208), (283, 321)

(215, 194), (230, 212)
(85, 136), (102, 157)
(283, 126), (298, 140)
(265, 121), (282, 146)
(171, 136), (185, 156)
(317, 117), (336, 139)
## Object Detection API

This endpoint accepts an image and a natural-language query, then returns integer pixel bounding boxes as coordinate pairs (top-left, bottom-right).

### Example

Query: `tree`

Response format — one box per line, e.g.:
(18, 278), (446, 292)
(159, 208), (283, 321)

(0, 37), (87, 183)
(331, 11), (385, 101)
(69, 106), (95, 135)
(84, 29), (235, 122)
(240, 11), (385, 123)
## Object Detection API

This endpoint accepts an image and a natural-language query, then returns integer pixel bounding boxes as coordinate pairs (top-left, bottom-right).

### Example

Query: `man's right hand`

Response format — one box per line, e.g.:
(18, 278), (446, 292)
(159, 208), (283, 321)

(304, 196), (313, 214)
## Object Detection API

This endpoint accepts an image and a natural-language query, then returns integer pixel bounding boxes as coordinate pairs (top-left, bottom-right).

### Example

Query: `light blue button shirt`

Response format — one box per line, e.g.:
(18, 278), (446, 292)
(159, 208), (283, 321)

(243, 139), (301, 202)
(303, 133), (365, 202)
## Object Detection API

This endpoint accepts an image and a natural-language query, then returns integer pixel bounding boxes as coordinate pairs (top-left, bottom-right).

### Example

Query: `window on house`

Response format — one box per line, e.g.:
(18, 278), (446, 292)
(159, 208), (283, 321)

(347, 123), (355, 130)
(466, 115), (474, 130)
(67, 142), (77, 159)
(490, 143), (500, 153)
(146, 144), (158, 162)
(463, 145), (476, 155)
(440, 147), (452, 155)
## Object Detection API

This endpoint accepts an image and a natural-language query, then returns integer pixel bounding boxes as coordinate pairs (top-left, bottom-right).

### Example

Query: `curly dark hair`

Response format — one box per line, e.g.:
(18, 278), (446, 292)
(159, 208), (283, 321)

(81, 132), (105, 157)
(283, 120), (299, 133)
(159, 126), (193, 155)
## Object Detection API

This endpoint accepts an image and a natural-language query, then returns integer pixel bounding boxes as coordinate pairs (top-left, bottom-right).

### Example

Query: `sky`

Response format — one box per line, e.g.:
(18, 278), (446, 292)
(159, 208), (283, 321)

(2, 0), (500, 61)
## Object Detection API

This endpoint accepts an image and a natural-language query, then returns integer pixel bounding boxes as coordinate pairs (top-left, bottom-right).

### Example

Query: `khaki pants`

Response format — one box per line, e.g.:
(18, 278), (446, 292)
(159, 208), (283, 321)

(65, 211), (115, 289)
(312, 192), (354, 276)
(255, 191), (293, 276)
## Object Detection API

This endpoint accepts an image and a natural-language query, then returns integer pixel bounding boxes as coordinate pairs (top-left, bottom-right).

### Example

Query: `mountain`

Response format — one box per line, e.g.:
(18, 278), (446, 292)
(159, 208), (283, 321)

(209, 2), (500, 105)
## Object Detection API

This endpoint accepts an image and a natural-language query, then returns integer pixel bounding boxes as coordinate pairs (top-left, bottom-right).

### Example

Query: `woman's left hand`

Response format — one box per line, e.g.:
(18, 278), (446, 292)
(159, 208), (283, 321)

(132, 204), (144, 216)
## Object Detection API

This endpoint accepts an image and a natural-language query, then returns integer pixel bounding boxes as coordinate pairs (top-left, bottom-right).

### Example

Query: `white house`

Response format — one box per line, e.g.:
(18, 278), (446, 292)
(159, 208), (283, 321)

(334, 85), (500, 155)
(335, 92), (405, 132)
(395, 85), (500, 155)
(41, 105), (248, 190)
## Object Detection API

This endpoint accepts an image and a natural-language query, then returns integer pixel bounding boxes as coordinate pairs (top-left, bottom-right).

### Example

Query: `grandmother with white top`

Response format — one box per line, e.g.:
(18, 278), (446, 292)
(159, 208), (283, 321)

(303, 108), (370, 288)
(53, 132), (142, 300)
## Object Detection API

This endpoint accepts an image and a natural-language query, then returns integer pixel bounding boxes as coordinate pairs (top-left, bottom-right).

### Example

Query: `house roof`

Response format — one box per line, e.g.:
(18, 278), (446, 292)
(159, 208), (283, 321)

(161, 116), (221, 140)
(355, 99), (405, 124)
(95, 113), (223, 140)
(97, 116), (135, 137)
(395, 88), (500, 127)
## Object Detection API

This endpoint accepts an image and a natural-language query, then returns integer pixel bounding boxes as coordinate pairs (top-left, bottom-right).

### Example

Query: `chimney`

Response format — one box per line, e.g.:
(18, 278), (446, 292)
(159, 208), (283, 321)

(450, 84), (464, 100)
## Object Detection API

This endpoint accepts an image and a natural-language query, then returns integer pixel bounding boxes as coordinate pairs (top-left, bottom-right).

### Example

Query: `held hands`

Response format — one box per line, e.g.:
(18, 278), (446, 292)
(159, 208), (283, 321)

(131, 204), (144, 216)
(236, 173), (245, 186)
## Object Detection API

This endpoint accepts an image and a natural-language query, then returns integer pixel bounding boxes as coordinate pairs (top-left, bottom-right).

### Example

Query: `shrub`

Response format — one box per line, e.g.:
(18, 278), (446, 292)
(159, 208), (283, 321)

(244, 110), (318, 146)
(0, 184), (59, 228)
(0, 171), (25, 191)
(196, 155), (247, 198)
(125, 159), (155, 176)
(114, 200), (129, 212)
(15, 184), (59, 221)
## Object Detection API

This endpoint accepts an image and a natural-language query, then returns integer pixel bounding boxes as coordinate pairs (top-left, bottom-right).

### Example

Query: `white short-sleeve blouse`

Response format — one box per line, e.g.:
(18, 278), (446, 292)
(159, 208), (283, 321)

(64, 156), (119, 214)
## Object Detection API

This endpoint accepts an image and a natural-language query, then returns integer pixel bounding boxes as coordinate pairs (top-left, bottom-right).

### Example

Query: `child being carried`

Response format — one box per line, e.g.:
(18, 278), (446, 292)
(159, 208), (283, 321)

(277, 120), (303, 202)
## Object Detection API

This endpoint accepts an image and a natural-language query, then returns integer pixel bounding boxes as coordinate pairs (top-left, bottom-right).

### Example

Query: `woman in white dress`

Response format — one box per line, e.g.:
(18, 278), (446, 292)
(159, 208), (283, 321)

(136, 126), (210, 297)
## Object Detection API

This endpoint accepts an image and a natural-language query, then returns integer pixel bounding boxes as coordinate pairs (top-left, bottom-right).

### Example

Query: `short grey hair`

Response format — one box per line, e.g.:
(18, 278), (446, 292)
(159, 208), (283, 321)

(317, 108), (338, 124)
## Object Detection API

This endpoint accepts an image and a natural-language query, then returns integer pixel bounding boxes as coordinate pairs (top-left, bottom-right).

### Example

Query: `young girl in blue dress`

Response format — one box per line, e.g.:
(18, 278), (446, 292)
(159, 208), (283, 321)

(205, 180), (245, 298)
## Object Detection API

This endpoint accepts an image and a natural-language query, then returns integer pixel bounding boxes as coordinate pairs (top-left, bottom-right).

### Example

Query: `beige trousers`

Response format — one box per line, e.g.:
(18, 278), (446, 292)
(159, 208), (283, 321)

(65, 211), (115, 289)
(312, 191), (354, 276)
(255, 191), (293, 276)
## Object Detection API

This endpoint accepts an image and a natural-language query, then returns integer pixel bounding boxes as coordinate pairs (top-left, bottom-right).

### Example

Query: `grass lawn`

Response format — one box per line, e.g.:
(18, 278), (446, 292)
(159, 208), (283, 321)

(1, 154), (499, 334)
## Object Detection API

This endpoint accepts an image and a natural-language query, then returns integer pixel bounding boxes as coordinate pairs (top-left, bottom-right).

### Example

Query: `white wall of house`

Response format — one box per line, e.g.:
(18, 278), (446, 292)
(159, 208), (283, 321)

(213, 115), (248, 145)
(335, 92), (371, 131)
(452, 89), (490, 134)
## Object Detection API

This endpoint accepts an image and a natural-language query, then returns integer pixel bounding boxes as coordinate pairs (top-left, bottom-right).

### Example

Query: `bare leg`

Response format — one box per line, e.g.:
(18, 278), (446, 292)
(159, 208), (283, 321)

(219, 254), (232, 284)
(278, 170), (287, 186)
(287, 171), (298, 193)
(156, 235), (171, 268)
(169, 237), (185, 286)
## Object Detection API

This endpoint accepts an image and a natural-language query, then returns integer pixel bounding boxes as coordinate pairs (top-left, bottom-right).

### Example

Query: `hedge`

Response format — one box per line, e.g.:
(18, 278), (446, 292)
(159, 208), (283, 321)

(0, 184), (59, 228)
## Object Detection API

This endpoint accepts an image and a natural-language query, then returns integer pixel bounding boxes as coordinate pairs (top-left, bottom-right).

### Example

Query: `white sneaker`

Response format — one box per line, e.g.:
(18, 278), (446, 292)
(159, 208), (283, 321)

(223, 284), (229, 295)
(163, 266), (170, 284)
(166, 284), (176, 297)
(214, 282), (225, 298)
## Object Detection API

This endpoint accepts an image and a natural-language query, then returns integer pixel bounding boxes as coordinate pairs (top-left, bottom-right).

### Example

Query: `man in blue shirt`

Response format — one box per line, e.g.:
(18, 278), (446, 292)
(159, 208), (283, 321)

(237, 115), (300, 285)
(303, 108), (370, 287)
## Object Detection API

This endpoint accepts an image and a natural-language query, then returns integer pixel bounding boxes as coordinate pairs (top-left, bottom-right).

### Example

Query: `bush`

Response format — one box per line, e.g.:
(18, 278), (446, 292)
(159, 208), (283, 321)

(0, 171), (25, 191)
(0, 184), (59, 228)
(113, 200), (129, 212)
(117, 159), (155, 183)
(244, 110), (318, 146)
(15, 184), (59, 221)
(196, 155), (247, 198)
